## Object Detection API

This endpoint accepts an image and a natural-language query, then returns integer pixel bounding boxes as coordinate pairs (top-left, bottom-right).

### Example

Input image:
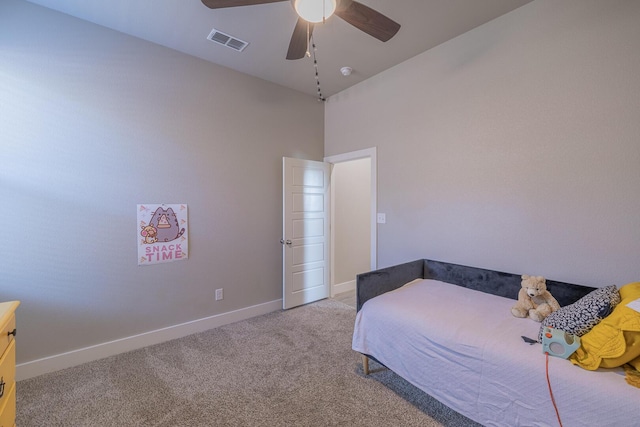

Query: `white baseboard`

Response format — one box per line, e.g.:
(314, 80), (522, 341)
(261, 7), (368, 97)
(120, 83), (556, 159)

(17, 299), (282, 381)
(332, 280), (356, 296)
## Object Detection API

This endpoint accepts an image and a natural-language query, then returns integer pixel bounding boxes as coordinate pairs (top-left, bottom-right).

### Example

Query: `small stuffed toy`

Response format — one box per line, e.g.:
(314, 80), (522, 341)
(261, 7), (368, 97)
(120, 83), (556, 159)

(511, 275), (560, 322)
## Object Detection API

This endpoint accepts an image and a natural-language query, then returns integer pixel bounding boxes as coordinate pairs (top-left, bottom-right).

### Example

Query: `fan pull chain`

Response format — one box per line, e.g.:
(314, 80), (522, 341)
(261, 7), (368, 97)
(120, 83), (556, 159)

(310, 36), (325, 102)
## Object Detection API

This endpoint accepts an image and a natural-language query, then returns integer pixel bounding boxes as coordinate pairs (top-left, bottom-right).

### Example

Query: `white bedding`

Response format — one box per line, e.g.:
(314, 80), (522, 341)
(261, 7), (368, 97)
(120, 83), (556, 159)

(352, 279), (639, 427)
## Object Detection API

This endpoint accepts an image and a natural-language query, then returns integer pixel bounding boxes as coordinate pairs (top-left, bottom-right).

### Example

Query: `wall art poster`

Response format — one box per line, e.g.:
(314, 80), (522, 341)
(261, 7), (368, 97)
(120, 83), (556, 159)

(137, 204), (188, 266)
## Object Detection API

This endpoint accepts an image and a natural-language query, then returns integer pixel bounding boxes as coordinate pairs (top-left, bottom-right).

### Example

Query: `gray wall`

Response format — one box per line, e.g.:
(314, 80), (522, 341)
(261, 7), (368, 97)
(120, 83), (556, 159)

(0, 0), (323, 364)
(331, 158), (371, 286)
(325, 0), (640, 287)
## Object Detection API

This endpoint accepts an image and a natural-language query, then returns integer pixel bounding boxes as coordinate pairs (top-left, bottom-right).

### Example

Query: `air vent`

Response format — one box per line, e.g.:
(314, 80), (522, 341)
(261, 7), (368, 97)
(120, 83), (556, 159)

(207, 28), (249, 52)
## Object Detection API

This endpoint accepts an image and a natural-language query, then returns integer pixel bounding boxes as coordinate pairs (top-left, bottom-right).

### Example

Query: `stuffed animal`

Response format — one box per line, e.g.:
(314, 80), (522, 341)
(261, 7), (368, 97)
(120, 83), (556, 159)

(511, 275), (560, 322)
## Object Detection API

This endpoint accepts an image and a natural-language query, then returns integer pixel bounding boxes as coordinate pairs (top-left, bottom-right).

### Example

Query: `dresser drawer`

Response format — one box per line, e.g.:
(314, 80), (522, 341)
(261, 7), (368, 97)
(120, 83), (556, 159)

(0, 302), (17, 427)
(0, 313), (15, 358)
(0, 381), (15, 427)
(0, 340), (16, 415)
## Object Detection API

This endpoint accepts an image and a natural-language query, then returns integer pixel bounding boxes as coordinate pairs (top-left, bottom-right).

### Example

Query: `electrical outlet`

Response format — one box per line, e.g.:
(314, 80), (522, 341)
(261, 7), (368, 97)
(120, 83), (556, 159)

(377, 213), (386, 224)
(215, 288), (223, 301)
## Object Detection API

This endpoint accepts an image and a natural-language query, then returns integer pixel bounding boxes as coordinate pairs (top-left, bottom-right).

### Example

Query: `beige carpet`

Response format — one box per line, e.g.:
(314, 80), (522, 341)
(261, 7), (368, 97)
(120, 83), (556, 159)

(17, 299), (480, 426)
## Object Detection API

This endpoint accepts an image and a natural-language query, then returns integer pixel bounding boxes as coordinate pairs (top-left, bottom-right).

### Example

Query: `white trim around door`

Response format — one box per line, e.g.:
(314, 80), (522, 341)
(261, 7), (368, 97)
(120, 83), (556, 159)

(324, 147), (377, 297)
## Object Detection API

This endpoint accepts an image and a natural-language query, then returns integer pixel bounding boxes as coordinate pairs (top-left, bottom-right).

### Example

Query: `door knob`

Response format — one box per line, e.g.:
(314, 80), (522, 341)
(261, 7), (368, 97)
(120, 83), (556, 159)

(280, 239), (292, 246)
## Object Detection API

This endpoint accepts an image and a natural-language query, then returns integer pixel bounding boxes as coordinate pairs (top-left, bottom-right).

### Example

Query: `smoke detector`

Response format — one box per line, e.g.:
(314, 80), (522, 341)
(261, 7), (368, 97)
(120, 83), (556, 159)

(340, 66), (353, 76)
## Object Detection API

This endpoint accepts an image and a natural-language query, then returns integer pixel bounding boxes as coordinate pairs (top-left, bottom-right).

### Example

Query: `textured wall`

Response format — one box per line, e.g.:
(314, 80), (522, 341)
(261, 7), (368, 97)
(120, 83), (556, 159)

(0, 0), (323, 364)
(325, 0), (640, 287)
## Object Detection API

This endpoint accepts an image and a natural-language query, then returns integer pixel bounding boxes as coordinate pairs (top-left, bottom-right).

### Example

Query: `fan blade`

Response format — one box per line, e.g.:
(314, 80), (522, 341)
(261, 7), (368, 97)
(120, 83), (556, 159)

(286, 18), (314, 60)
(201, 0), (286, 9)
(335, 0), (400, 42)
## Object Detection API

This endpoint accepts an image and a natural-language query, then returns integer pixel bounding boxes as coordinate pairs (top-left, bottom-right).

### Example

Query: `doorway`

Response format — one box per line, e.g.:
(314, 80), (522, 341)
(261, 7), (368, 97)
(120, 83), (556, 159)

(324, 148), (377, 297)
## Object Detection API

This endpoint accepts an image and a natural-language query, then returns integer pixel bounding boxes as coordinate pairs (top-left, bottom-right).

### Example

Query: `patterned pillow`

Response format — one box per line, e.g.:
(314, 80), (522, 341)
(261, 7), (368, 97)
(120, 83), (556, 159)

(538, 285), (621, 342)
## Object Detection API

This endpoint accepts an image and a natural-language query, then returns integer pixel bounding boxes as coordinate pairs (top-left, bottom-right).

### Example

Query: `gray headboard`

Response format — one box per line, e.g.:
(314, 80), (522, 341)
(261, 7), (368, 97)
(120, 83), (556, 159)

(356, 259), (596, 312)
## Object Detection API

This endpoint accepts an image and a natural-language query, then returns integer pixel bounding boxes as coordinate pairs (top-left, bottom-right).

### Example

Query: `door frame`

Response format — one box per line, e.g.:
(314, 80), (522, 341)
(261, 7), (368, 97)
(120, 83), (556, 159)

(324, 147), (377, 297)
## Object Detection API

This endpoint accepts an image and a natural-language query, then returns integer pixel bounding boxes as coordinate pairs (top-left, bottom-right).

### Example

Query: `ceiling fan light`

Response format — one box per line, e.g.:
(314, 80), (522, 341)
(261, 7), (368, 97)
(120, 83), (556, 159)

(293, 0), (337, 23)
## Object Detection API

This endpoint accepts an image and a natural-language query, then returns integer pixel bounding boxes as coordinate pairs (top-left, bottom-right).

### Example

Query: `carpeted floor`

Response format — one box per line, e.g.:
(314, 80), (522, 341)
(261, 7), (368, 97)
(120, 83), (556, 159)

(17, 299), (480, 426)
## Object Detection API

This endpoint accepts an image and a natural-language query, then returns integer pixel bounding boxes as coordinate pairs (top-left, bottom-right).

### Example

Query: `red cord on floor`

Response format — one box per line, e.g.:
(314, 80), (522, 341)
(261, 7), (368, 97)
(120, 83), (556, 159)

(545, 352), (563, 427)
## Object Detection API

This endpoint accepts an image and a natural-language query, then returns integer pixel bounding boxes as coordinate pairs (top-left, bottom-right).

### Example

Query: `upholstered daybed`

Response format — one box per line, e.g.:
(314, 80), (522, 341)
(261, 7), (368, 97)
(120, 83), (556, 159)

(352, 259), (640, 426)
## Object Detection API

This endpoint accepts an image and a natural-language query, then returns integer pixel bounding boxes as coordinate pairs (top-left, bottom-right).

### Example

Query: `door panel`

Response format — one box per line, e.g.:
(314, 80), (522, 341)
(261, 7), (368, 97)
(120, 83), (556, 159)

(293, 267), (324, 292)
(293, 243), (325, 264)
(293, 218), (324, 238)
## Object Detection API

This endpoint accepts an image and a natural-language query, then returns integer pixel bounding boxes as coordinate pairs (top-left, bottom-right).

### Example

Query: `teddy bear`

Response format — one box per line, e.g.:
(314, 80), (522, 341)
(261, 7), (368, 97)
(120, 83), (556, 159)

(511, 275), (560, 322)
(140, 224), (158, 245)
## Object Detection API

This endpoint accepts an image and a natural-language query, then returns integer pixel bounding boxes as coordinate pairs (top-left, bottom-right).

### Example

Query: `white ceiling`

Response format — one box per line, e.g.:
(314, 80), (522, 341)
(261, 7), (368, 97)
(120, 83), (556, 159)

(23, 0), (534, 98)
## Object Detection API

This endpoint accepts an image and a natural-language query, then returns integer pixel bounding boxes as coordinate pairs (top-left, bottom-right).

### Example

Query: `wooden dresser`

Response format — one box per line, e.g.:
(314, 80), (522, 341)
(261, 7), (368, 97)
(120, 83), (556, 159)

(0, 302), (19, 427)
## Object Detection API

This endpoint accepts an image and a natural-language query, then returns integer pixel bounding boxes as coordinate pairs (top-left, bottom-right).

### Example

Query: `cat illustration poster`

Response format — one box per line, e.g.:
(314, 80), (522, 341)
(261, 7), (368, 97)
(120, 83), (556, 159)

(137, 204), (188, 266)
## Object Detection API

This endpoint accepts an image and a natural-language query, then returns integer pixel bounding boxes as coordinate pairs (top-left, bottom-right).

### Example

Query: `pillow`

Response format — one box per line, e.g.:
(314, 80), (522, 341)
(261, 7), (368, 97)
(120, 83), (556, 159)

(538, 284), (620, 342)
(620, 282), (640, 300)
(628, 354), (640, 371)
(570, 282), (640, 370)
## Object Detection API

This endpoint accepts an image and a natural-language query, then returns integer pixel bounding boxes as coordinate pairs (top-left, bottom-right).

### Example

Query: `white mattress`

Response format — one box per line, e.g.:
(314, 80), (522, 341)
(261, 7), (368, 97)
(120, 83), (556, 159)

(352, 279), (639, 427)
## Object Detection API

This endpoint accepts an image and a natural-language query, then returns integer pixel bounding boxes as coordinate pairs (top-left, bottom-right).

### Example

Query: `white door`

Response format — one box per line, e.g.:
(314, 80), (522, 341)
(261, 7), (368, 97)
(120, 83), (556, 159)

(282, 157), (330, 309)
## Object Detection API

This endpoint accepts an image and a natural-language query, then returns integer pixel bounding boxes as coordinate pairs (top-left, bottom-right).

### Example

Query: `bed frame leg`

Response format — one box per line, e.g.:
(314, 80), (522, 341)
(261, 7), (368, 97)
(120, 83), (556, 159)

(362, 355), (370, 375)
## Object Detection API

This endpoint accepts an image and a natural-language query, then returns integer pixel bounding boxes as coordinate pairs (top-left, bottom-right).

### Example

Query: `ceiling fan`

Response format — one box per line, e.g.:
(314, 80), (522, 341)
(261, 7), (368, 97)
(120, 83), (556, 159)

(201, 0), (401, 60)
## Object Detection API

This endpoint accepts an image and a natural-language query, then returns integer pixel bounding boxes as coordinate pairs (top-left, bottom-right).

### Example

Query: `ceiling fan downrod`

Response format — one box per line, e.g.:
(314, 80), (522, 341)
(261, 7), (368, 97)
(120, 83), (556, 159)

(305, 22), (311, 57)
